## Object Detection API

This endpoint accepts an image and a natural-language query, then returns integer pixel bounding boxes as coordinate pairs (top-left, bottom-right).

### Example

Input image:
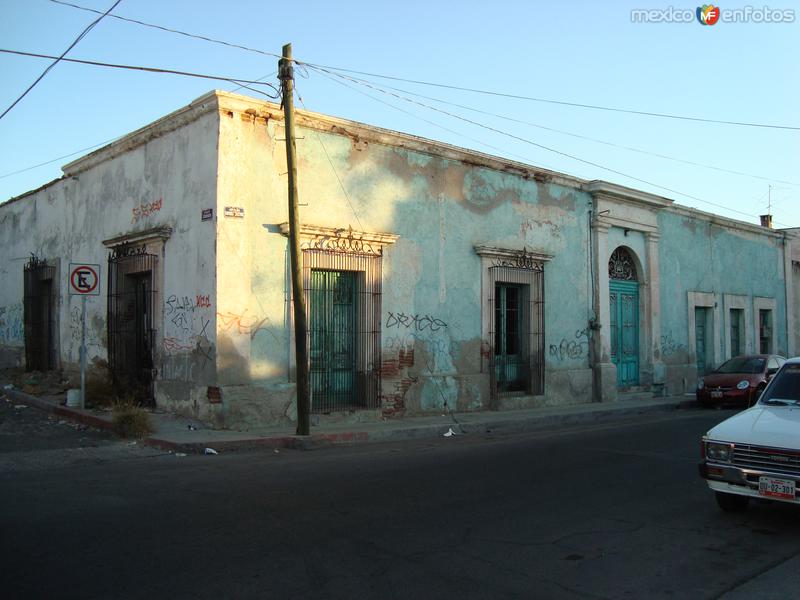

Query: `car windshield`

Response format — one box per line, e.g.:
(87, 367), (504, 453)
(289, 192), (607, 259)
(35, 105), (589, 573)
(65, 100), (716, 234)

(715, 357), (765, 374)
(760, 364), (800, 406)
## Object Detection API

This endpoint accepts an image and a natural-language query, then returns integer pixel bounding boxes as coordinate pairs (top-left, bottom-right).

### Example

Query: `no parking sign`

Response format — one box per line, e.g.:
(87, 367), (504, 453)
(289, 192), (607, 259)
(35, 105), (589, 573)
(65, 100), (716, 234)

(68, 263), (101, 296)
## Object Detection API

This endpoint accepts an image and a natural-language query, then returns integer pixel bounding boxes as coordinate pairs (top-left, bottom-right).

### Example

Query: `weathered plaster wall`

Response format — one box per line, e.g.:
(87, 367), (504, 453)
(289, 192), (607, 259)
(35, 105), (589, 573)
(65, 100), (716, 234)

(0, 105), (219, 416)
(213, 106), (295, 427)
(658, 210), (787, 393)
(214, 93), (594, 427)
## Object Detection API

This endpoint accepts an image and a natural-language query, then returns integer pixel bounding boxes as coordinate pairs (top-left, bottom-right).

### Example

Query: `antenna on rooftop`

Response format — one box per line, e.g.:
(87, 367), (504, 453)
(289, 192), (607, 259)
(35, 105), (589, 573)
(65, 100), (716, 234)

(759, 184), (774, 229)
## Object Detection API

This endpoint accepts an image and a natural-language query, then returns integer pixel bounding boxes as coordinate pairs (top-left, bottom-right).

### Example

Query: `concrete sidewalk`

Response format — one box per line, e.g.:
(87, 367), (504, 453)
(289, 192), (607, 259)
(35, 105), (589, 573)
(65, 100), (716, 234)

(2, 384), (697, 453)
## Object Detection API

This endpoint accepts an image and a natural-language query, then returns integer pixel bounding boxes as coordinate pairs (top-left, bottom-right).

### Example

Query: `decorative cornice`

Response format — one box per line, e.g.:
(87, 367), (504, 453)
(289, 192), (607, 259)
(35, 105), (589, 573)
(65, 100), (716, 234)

(103, 226), (173, 248)
(585, 180), (673, 209)
(475, 245), (552, 271)
(279, 223), (399, 255)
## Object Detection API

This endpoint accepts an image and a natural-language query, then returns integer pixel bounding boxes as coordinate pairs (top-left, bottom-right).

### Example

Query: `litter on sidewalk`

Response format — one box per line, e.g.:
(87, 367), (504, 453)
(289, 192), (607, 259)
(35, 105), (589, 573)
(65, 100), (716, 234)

(443, 427), (456, 437)
(204, 447), (219, 455)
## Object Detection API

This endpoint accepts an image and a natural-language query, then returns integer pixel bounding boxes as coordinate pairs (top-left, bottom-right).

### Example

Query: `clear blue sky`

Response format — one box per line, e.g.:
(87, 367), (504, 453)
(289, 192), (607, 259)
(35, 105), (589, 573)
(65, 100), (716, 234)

(1, 0), (798, 227)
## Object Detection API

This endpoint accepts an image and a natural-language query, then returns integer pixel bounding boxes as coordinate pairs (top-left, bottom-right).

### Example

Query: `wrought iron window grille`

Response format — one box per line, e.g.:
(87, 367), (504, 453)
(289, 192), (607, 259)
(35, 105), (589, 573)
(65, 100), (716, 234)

(608, 247), (637, 281)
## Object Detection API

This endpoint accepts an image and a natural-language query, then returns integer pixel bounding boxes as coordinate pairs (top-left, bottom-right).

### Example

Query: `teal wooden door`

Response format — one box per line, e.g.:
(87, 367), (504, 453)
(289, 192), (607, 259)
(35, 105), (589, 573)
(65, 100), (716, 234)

(609, 280), (639, 387)
(309, 270), (356, 411)
(695, 306), (708, 375)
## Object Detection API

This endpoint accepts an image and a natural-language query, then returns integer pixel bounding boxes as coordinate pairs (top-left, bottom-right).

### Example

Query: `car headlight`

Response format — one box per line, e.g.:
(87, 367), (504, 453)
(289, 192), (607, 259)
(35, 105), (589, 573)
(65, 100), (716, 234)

(737, 379), (750, 390)
(697, 378), (705, 390)
(706, 441), (733, 462)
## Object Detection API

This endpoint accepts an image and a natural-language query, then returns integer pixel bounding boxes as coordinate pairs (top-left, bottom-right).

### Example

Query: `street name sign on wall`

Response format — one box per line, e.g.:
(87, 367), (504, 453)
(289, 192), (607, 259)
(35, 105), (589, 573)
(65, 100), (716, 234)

(68, 263), (101, 296)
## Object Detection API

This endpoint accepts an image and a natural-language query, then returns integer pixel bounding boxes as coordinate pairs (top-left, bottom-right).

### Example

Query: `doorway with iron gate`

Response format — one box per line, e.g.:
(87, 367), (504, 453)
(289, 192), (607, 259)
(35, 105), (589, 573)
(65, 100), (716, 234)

(108, 245), (158, 405)
(302, 241), (382, 414)
(23, 256), (57, 372)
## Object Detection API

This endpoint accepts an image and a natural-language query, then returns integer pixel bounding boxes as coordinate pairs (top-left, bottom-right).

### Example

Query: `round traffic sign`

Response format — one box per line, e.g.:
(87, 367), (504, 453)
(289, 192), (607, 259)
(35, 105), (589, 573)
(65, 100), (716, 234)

(70, 265), (99, 294)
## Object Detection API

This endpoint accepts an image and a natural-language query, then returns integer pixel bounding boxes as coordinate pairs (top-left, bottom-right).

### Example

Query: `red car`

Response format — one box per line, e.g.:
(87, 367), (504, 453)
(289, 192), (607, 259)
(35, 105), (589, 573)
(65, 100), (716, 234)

(697, 354), (785, 408)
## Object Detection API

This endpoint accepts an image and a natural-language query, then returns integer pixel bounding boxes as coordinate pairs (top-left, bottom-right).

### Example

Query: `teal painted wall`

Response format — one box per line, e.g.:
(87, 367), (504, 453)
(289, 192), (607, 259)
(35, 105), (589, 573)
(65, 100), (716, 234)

(658, 211), (787, 365)
(229, 115), (597, 414)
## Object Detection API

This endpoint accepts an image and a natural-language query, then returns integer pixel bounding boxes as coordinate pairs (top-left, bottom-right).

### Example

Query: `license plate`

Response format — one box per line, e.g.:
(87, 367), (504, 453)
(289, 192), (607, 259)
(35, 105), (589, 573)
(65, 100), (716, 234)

(759, 476), (796, 500)
(711, 391), (723, 399)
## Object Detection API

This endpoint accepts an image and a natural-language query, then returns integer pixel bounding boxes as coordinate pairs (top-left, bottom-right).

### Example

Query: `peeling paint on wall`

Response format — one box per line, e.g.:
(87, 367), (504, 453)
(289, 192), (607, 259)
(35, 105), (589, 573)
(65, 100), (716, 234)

(0, 303), (23, 344)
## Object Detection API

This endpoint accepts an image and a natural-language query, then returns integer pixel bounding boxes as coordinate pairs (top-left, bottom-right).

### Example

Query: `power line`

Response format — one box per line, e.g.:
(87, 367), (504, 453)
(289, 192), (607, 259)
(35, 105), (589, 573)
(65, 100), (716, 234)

(0, 0), (122, 123)
(310, 67), (571, 177)
(0, 72), (278, 181)
(0, 136), (121, 179)
(0, 49), (280, 96)
(301, 61), (800, 132)
(295, 86), (363, 231)
(48, 0), (283, 59)
(336, 73), (800, 188)
(310, 65), (792, 225)
(230, 71), (276, 94)
(47, 0), (799, 132)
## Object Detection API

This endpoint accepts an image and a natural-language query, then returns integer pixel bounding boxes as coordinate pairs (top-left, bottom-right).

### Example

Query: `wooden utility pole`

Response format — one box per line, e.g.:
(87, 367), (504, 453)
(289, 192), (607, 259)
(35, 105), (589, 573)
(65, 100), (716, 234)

(279, 43), (310, 435)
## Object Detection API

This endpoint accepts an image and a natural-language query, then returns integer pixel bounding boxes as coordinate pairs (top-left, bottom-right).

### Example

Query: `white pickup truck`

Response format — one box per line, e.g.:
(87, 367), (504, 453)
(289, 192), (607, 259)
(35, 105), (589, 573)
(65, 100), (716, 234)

(699, 357), (800, 511)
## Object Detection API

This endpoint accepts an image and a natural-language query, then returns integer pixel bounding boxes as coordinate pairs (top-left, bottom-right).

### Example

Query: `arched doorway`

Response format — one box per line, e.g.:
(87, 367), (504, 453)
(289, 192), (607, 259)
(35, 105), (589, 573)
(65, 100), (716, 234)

(609, 247), (639, 387)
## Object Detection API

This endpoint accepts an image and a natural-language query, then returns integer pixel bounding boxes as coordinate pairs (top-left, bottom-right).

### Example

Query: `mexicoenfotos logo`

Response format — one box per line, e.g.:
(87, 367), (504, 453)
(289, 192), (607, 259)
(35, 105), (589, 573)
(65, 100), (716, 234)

(631, 5), (796, 23)
(696, 4), (721, 25)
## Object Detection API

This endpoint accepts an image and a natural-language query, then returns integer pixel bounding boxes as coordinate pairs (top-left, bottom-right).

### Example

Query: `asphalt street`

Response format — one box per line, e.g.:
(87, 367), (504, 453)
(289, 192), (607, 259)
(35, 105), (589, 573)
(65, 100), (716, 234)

(1, 403), (798, 599)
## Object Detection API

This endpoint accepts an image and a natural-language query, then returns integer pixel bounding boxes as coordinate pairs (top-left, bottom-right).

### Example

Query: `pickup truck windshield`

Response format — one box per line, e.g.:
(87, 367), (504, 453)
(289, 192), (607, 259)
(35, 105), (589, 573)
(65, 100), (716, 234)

(759, 364), (800, 405)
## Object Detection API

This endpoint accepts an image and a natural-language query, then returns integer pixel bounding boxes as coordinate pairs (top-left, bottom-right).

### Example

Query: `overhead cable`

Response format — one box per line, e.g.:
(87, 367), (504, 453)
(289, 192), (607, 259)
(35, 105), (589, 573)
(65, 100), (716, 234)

(0, 0), (122, 122)
(335, 73), (799, 187)
(47, 0), (799, 131)
(0, 49), (280, 97)
(310, 65), (787, 225)
(48, 0), (282, 59)
(300, 61), (800, 132)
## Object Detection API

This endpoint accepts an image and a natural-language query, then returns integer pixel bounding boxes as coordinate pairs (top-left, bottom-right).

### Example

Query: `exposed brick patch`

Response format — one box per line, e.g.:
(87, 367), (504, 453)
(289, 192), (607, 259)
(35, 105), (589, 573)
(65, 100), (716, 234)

(381, 358), (399, 377)
(380, 344), (418, 417)
(398, 347), (414, 368)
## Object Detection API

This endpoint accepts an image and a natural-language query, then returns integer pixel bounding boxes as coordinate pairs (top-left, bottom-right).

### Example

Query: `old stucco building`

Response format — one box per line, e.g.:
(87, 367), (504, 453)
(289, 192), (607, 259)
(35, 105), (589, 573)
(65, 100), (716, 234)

(1, 90), (796, 429)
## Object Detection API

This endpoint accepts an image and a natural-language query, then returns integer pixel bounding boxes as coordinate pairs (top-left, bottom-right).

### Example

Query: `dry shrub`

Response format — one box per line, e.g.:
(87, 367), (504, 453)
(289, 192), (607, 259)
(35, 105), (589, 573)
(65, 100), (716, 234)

(111, 400), (153, 439)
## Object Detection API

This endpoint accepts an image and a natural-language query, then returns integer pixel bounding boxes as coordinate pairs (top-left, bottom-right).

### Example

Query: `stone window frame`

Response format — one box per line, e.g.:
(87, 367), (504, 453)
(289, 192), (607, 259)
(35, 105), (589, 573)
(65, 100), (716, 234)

(687, 291), (720, 371)
(753, 296), (777, 355)
(475, 245), (551, 397)
(723, 294), (751, 359)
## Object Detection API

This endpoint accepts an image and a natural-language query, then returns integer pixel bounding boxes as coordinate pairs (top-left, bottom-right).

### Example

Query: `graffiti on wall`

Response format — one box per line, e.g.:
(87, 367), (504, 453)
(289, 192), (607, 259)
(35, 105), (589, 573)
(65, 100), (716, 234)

(162, 293), (214, 367)
(385, 312), (448, 332)
(164, 294), (212, 347)
(385, 333), (451, 374)
(660, 331), (687, 356)
(69, 306), (103, 352)
(383, 310), (450, 372)
(549, 327), (590, 362)
(162, 292), (215, 380)
(381, 309), (454, 416)
(0, 303), (23, 343)
(217, 309), (270, 340)
(131, 197), (163, 224)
